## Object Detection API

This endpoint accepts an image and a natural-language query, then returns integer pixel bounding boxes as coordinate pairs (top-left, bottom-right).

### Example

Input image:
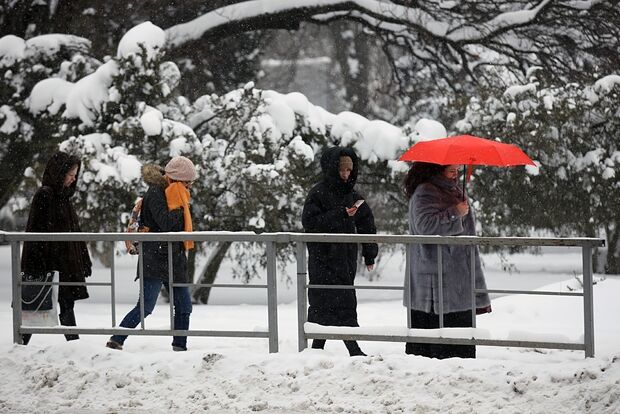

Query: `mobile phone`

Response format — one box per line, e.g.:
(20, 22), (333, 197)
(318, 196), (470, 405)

(353, 199), (365, 208)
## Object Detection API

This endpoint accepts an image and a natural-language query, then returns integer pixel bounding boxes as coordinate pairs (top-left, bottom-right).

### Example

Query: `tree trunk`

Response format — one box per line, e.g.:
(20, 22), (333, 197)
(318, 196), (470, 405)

(605, 222), (619, 274)
(330, 22), (371, 116)
(192, 242), (231, 304)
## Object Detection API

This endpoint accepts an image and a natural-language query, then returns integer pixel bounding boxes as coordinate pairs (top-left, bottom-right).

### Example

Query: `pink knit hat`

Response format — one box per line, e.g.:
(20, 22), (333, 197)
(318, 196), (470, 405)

(164, 156), (197, 181)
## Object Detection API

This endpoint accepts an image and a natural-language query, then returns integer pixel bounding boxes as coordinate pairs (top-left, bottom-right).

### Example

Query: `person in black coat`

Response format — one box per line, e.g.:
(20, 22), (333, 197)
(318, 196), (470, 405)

(20, 151), (92, 344)
(106, 157), (196, 352)
(302, 146), (378, 356)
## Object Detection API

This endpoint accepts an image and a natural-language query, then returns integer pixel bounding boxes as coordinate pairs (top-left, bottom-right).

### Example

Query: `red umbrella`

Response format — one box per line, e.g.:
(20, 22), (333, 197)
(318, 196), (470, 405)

(399, 134), (536, 196)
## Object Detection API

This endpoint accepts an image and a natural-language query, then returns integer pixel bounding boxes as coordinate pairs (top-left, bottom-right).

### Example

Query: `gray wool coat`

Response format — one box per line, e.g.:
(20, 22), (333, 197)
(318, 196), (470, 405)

(406, 175), (491, 314)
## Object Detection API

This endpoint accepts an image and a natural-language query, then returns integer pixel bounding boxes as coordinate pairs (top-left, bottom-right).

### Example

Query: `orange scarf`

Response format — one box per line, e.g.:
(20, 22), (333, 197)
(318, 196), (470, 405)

(165, 181), (194, 250)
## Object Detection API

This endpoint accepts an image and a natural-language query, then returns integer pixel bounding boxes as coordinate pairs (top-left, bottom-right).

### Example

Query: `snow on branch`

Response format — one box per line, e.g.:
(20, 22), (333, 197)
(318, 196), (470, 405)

(446, 0), (552, 43)
(165, 0), (556, 48)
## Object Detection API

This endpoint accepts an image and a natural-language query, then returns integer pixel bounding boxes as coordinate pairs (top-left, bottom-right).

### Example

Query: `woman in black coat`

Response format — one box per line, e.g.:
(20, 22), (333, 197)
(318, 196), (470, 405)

(302, 147), (378, 356)
(20, 151), (92, 344)
(106, 157), (195, 352)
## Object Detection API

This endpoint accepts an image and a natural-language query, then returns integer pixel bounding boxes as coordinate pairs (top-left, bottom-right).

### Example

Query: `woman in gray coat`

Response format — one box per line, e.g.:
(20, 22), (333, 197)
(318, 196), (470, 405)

(403, 162), (491, 359)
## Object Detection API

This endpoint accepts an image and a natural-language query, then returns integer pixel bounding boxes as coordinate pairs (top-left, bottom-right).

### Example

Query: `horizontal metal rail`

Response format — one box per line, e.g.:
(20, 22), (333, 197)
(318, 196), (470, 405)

(307, 284), (403, 290)
(21, 281), (110, 287)
(481, 288), (583, 297)
(304, 332), (585, 351)
(20, 327), (270, 338)
(172, 283), (268, 289)
(0, 231), (605, 247)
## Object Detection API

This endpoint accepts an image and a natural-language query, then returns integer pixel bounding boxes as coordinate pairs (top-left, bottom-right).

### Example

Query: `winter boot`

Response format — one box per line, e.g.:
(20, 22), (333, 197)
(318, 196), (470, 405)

(311, 339), (326, 350)
(59, 309), (79, 341)
(345, 340), (367, 357)
(105, 340), (123, 350)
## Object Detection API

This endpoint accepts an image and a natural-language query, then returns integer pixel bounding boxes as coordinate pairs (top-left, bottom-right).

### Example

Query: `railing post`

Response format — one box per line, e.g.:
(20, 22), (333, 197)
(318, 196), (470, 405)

(266, 241), (279, 353)
(11, 241), (22, 344)
(110, 244), (116, 327)
(470, 245), (476, 328)
(405, 243), (412, 329)
(168, 242), (175, 330)
(582, 244), (595, 358)
(138, 241), (145, 329)
(437, 245), (444, 329)
(296, 242), (308, 352)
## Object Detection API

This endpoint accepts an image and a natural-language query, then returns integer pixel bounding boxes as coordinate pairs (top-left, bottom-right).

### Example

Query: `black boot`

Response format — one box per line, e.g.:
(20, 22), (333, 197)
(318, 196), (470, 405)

(345, 340), (366, 357)
(59, 305), (79, 341)
(311, 339), (326, 349)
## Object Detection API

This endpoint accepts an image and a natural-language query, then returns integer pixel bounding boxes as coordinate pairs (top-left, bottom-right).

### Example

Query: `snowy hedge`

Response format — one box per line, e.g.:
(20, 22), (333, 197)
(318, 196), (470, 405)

(456, 69), (620, 272)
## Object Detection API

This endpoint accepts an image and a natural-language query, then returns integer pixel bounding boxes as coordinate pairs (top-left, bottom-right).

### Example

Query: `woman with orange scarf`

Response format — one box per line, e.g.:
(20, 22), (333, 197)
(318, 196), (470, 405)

(107, 156), (196, 352)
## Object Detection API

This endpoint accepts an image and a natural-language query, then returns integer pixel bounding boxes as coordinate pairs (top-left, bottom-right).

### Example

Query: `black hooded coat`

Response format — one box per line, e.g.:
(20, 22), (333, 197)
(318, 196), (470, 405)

(302, 147), (378, 326)
(20, 151), (92, 301)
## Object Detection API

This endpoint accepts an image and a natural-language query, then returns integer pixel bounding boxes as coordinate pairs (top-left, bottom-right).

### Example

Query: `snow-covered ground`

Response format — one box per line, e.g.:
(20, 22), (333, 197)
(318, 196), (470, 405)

(0, 244), (619, 413)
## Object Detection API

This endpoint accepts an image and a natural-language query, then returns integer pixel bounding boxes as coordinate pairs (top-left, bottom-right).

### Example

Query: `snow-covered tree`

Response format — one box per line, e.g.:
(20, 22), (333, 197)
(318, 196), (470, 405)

(185, 82), (426, 302)
(53, 22), (201, 262)
(0, 33), (95, 208)
(183, 84), (319, 301)
(12, 21), (418, 302)
(5, 1), (617, 128)
(456, 72), (620, 273)
(165, 1), (620, 110)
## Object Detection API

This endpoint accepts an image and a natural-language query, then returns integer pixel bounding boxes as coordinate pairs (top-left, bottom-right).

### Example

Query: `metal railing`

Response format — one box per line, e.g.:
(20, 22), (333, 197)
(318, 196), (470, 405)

(295, 234), (604, 358)
(3, 231), (280, 352)
(2, 231), (604, 357)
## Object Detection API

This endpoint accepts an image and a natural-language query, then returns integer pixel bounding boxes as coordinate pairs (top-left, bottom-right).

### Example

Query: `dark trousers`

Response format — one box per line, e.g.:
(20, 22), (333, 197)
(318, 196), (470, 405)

(311, 339), (365, 356)
(405, 309), (475, 359)
(22, 296), (79, 345)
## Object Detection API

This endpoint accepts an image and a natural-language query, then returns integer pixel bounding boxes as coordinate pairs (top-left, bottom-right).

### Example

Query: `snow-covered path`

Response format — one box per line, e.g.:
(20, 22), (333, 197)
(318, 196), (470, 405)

(0, 246), (619, 413)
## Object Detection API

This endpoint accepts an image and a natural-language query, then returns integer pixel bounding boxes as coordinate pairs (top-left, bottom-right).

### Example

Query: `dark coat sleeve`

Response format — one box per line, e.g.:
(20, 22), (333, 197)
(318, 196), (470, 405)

(144, 186), (183, 232)
(353, 202), (378, 266)
(301, 189), (347, 233)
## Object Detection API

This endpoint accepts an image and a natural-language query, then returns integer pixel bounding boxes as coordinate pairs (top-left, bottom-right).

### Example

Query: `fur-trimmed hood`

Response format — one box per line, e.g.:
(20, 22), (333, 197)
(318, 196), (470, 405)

(142, 164), (167, 188)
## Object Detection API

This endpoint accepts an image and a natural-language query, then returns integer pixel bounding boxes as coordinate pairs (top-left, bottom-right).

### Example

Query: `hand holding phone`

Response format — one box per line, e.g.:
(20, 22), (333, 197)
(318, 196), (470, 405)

(346, 200), (365, 217)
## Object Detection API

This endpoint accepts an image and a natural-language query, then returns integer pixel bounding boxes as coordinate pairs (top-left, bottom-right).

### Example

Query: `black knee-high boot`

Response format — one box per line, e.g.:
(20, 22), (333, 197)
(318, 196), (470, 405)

(58, 297), (79, 341)
(344, 340), (366, 356)
(311, 339), (326, 349)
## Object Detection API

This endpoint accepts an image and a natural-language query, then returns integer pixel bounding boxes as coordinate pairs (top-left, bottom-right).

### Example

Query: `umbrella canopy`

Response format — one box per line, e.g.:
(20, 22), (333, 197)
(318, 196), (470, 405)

(399, 134), (536, 167)
(399, 134), (536, 199)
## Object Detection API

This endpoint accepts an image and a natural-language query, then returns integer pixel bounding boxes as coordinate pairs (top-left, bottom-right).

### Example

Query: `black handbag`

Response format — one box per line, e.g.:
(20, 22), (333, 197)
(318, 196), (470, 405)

(21, 271), (54, 311)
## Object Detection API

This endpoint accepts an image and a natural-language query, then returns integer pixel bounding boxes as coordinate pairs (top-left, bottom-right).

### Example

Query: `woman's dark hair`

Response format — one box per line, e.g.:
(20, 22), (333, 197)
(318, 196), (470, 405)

(403, 162), (446, 199)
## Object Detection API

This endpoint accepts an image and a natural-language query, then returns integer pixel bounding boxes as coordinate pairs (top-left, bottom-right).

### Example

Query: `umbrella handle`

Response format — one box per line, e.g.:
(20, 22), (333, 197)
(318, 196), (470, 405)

(462, 164), (474, 200)
(462, 165), (466, 200)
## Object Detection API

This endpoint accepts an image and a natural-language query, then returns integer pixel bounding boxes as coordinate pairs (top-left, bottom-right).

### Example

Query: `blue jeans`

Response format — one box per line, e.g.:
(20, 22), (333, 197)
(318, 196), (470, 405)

(111, 277), (193, 349)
